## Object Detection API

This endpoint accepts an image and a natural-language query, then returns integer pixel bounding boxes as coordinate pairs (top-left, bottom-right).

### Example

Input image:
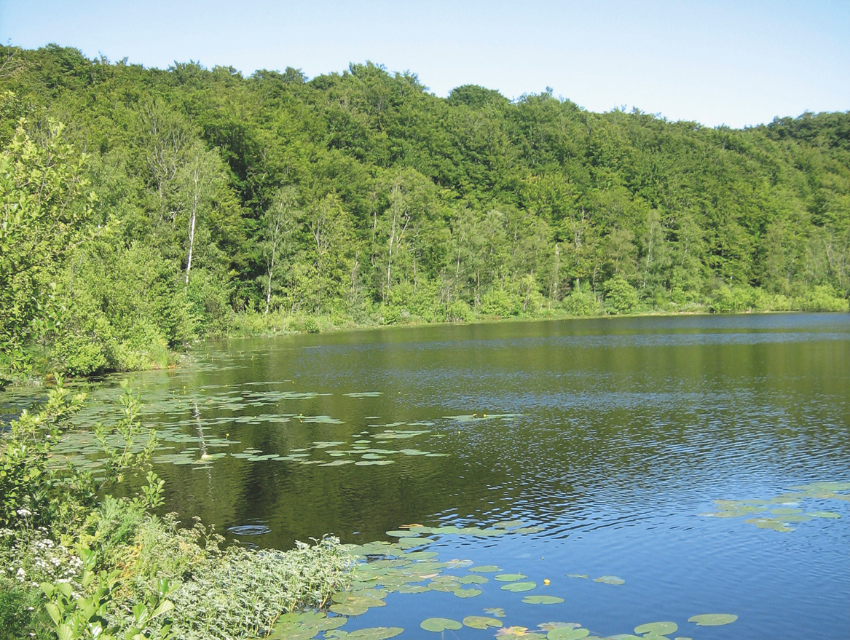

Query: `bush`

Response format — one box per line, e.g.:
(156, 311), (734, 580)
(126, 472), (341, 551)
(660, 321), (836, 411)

(480, 289), (518, 317)
(799, 285), (848, 312)
(446, 299), (473, 322)
(603, 276), (639, 314)
(563, 289), (601, 316)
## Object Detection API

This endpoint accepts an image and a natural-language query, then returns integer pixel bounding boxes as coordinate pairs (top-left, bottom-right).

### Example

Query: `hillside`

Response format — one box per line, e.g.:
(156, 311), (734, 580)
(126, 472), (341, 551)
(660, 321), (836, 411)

(1, 44), (848, 376)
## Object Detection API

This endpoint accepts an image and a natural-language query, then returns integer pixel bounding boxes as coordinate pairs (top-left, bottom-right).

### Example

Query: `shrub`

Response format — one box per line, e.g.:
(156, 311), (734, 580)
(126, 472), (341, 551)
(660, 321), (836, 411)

(479, 289), (517, 316)
(603, 276), (639, 314)
(563, 289), (601, 316)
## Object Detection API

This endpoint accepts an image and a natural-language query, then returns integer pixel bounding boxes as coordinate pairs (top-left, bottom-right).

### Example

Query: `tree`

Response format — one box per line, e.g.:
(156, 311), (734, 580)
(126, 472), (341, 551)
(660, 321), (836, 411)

(0, 114), (96, 375)
(261, 186), (298, 314)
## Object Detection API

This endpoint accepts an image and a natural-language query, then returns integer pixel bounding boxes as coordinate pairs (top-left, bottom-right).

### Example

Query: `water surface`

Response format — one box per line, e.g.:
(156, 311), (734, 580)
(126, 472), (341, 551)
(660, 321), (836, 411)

(22, 314), (850, 638)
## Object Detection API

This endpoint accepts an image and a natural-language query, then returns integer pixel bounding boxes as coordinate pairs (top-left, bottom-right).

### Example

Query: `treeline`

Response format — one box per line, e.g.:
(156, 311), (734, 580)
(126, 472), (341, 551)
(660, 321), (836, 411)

(1, 44), (849, 377)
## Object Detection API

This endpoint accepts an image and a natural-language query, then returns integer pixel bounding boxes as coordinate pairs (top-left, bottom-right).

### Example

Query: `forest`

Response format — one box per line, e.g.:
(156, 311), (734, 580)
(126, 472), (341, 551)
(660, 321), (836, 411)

(1, 43), (849, 378)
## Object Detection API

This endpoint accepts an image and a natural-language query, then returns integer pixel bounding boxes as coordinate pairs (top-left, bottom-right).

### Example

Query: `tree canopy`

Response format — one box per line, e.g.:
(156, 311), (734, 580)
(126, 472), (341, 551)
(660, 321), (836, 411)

(1, 44), (848, 376)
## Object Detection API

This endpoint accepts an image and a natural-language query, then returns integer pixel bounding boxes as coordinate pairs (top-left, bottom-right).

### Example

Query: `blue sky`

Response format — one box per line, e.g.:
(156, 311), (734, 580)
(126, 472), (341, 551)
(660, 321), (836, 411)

(1, 0), (848, 128)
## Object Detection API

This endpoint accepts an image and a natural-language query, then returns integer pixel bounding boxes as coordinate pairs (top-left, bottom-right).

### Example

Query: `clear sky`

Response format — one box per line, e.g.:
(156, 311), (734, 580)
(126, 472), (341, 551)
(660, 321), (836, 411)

(1, 0), (848, 128)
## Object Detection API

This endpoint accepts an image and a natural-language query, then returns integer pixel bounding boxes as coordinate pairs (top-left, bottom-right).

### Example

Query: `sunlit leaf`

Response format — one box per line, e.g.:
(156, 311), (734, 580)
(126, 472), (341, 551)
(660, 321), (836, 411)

(687, 614), (738, 626)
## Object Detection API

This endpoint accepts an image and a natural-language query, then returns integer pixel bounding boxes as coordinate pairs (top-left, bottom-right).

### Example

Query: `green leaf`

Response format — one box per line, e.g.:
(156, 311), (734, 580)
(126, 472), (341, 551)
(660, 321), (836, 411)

(45, 603), (62, 626)
(634, 622), (678, 635)
(463, 616), (503, 629)
(547, 629), (589, 640)
(469, 565), (502, 573)
(421, 618), (463, 632)
(522, 595), (564, 605)
(501, 581), (537, 592)
(687, 614), (738, 626)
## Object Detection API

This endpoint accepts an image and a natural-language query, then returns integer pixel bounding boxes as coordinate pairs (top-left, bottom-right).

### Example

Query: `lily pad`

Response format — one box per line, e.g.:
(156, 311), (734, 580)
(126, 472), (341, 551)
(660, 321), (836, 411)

(592, 575), (624, 585)
(386, 530), (420, 538)
(463, 617), (503, 630)
(522, 595), (564, 605)
(566, 574), (588, 579)
(453, 587), (483, 598)
(547, 629), (589, 640)
(469, 565), (502, 573)
(346, 628), (403, 640)
(421, 618), (463, 632)
(495, 573), (527, 582)
(460, 575), (488, 584)
(501, 581), (537, 592)
(329, 603), (368, 617)
(634, 622), (678, 635)
(808, 511), (841, 518)
(687, 614), (738, 626)
(484, 608), (506, 618)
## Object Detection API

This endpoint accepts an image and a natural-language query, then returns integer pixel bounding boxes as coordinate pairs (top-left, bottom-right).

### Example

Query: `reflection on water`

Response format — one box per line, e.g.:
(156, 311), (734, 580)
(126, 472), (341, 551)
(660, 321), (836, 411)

(4, 313), (849, 638)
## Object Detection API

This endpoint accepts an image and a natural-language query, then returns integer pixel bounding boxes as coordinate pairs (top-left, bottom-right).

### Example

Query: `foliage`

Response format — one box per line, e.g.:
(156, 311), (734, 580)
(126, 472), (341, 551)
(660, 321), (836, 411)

(163, 537), (352, 640)
(1, 44), (849, 377)
(0, 378), (161, 532)
(603, 276), (639, 314)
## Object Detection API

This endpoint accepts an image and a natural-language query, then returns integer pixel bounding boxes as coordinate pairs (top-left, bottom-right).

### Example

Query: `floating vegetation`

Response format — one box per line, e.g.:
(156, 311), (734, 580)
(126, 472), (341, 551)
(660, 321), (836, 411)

(420, 618), (462, 632)
(687, 614), (738, 626)
(501, 581), (537, 592)
(634, 621), (678, 635)
(469, 565), (503, 573)
(592, 576), (624, 585)
(463, 616), (503, 630)
(566, 574), (588, 579)
(453, 587), (483, 598)
(496, 573), (528, 581)
(484, 608), (506, 618)
(702, 482), (848, 532)
(545, 628), (588, 640)
(522, 595), (564, 605)
(344, 392), (383, 398)
(443, 413), (523, 423)
(269, 611), (347, 640)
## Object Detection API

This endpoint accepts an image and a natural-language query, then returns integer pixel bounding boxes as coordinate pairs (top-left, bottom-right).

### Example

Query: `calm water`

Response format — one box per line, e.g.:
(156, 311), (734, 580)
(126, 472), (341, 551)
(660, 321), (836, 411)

(14, 314), (850, 638)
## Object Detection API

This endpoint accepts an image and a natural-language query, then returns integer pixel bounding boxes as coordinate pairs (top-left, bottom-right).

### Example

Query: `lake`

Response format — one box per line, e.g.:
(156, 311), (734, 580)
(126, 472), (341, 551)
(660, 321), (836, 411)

(39, 314), (850, 638)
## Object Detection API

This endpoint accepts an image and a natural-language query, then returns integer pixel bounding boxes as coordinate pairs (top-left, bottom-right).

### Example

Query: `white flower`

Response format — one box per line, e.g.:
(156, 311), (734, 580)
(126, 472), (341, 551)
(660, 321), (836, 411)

(16, 568), (25, 580)
(16, 508), (31, 517)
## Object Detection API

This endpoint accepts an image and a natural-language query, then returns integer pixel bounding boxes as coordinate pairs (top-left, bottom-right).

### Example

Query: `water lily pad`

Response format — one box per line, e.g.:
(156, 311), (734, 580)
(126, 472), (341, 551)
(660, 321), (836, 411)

(484, 608), (506, 618)
(592, 575), (624, 585)
(397, 584), (429, 594)
(460, 575), (488, 584)
(634, 622), (677, 635)
(566, 574), (588, 579)
(808, 511), (841, 518)
(547, 629), (588, 640)
(744, 518), (794, 532)
(501, 581), (537, 592)
(386, 530), (420, 538)
(469, 565), (502, 573)
(463, 617), (503, 630)
(495, 574), (527, 582)
(687, 614), (738, 626)
(421, 618), (462, 632)
(453, 587), (483, 598)
(329, 603), (368, 616)
(771, 507), (802, 515)
(522, 595), (564, 605)
(346, 628), (403, 640)
(494, 520), (525, 529)
(404, 551), (439, 560)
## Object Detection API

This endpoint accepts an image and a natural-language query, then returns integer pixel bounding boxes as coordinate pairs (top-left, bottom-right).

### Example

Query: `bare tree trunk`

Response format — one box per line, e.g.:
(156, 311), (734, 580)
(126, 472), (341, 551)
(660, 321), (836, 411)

(185, 163), (201, 288)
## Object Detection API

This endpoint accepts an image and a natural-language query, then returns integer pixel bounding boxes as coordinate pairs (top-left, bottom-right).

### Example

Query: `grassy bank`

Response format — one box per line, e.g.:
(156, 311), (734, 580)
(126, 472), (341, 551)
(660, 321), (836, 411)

(226, 284), (848, 339)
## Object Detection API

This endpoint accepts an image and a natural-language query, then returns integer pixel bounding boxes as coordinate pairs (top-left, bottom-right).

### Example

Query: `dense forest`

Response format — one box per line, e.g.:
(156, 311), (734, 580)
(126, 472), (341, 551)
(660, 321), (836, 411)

(1, 44), (849, 378)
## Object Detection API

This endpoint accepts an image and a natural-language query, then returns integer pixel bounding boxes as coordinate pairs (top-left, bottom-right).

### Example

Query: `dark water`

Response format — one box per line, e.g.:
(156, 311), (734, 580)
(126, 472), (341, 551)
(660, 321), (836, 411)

(15, 314), (850, 638)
